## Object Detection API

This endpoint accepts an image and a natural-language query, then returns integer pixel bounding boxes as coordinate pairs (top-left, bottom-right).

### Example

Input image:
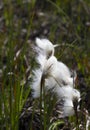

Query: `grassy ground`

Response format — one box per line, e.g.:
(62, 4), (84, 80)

(0, 0), (90, 130)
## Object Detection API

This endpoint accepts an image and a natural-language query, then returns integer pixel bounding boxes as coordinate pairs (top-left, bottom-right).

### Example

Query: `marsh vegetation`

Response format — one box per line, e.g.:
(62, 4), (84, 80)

(0, 0), (90, 130)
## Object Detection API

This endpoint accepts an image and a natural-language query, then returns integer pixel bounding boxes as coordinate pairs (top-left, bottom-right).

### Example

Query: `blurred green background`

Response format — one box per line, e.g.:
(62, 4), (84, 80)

(0, 0), (90, 130)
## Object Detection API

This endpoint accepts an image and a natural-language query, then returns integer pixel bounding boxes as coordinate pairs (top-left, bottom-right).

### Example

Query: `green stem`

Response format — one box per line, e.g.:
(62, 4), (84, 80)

(40, 75), (44, 130)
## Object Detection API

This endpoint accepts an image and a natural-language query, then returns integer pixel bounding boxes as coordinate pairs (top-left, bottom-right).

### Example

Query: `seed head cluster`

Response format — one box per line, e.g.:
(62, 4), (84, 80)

(31, 37), (80, 117)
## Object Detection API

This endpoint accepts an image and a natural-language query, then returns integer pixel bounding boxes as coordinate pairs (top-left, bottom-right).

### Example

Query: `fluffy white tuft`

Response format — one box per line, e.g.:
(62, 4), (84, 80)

(31, 56), (57, 98)
(35, 37), (55, 58)
(57, 61), (76, 87)
(31, 69), (42, 98)
(36, 54), (47, 70)
(72, 88), (80, 100)
(43, 56), (57, 77)
(36, 54), (57, 78)
(62, 89), (80, 117)
(46, 78), (80, 102)
(62, 98), (74, 117)
(45, 60), (75, 91)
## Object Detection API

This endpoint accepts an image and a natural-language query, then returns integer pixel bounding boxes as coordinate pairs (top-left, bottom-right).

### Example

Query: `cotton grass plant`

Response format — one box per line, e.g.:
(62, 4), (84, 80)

(31, 37), (81, 129)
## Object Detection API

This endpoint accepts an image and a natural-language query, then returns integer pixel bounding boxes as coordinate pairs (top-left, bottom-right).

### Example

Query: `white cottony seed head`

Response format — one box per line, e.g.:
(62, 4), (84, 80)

(31, 69), (42, 98)
(35, 37), (56, 58)
(31, 37), (80, 117)
(62, 98), (75, 117)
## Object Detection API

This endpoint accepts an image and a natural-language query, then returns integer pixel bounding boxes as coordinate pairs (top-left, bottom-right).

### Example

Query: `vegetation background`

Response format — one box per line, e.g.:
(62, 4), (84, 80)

(0, 0), (90, 130)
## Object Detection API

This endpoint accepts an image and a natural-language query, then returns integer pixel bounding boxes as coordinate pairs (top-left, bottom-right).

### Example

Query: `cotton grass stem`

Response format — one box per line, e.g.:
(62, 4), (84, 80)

(40, 74), (45, 130)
